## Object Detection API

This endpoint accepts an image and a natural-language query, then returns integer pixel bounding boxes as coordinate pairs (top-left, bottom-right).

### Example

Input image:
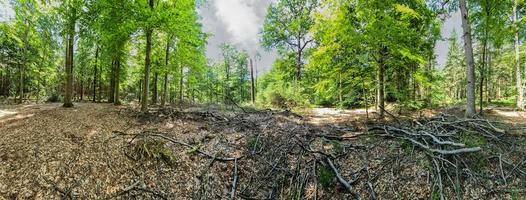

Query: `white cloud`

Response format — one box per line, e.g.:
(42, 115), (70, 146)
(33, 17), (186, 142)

(213, 0), (261, 49)
(0, 0), (14, 22)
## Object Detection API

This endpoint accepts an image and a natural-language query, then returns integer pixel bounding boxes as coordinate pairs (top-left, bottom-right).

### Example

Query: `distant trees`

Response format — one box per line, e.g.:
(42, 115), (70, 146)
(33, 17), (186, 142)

(0, 0), (206, 109)
(1, 0), (526, 117)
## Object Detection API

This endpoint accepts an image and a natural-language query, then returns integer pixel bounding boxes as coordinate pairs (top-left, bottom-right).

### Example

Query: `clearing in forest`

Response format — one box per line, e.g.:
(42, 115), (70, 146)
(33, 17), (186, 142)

(0, 103), (525, 199)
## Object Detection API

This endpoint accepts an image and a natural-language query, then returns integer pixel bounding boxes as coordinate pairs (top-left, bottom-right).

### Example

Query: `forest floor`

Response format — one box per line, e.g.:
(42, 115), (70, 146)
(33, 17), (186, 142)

(0, 103), (525, 199)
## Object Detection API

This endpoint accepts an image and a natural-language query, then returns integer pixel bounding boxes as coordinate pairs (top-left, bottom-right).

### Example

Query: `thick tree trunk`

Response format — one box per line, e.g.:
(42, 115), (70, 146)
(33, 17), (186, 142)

(459, 0), (476, 117)
(63, 20), (75, 108)
(141, 0), (154, 112)
(141, 28), (152, 111)
(513, 0), (524, 109)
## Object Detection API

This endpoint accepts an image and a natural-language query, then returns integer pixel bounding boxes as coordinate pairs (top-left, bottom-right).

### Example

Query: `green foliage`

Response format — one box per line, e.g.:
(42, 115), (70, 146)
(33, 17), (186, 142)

(46, 92), (62, 103)
(316, 164), (334, 189)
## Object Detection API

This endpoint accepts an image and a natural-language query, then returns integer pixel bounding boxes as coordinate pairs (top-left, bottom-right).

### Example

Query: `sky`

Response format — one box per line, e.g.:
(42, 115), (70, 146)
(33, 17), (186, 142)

(0, 0), (461, 72)
(197, 0), (277, 76)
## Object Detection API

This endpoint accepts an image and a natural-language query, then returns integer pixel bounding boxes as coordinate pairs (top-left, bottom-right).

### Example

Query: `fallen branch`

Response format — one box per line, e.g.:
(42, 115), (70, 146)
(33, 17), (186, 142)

(326, 158), (360, 199)
(230, 158), (238, 199)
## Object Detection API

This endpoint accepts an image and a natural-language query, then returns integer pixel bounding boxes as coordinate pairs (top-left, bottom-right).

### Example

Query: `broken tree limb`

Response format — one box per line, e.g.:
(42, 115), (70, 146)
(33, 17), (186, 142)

(326, 158), (360, 199)
(403, 137), (481, 155)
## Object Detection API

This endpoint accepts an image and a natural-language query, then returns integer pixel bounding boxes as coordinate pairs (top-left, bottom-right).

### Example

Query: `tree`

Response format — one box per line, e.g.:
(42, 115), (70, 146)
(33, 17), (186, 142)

(141, 0), (154, 112)
(459, 0), (477, 117)
(261, 0), (318, 81)
(62, 0), (81, 108)
(513, 0), (523, 109)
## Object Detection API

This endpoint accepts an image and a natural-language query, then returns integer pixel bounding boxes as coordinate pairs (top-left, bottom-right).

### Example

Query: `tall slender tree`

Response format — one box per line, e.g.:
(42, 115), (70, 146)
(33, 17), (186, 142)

(459, 0), (476, 117)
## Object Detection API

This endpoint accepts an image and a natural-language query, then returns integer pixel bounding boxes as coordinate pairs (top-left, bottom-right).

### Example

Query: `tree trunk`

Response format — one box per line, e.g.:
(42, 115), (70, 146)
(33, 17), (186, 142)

(141, 0), (154, 112)
(152, 72), (158, 104)
(296, 39), (302, 81)
(179, 64), (184, 105)
(377, 48), (386, 119)
(114, 57), (121, 105)
(459, 0), (476, 117)
(161, 38), (170, 107)
(480, 40), (486, 114)
(18, 62), (23, 104)
(63, 15), (75, 108)
(250, 58), (255, 104)
(513, 0), (524, 109)
(98, 63), (102, 103)
(108, 60), (115, 103)
(93, 46), (98, 102)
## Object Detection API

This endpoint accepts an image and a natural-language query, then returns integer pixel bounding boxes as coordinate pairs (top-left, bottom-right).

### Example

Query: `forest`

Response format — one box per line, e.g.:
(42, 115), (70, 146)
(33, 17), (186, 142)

(0, 0), (525, 199)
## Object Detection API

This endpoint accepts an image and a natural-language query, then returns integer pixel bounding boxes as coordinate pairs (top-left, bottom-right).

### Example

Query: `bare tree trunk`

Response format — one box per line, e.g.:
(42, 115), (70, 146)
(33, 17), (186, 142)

(98, 63), (102, 103)
(296, 39), (302, 81)
(114, 57), (121, 105)
(513, 0), (524, 109)
(460, 0), (476, 117)
(93, 46), (98, 102)
(18, 62), (23, 104)
(141, 0), (154, 112)
(63, 16), (75, 108)
(179, 64), (184, 105)
(480, 40), (487, 114)
(152, 72), (158, 104)
(250, 58), (255, 104)
(108, 60), (115, 103)
(377, 47), (386, 119)
(161, 37), (170, 107)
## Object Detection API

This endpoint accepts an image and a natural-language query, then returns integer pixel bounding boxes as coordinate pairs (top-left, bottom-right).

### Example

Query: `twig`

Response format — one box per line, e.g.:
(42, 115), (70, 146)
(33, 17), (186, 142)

(230, 158), (238, 199)
(499, 154), (507, 185)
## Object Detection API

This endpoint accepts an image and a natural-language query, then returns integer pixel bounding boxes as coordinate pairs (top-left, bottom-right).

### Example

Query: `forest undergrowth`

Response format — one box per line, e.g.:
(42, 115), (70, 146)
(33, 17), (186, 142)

(0, 103), (525, 199)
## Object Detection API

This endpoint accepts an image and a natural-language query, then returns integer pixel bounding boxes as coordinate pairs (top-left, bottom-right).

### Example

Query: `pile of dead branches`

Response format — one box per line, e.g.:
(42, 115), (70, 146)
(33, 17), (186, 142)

(370, 113), (525, 199)
(113, 107), (525, 199)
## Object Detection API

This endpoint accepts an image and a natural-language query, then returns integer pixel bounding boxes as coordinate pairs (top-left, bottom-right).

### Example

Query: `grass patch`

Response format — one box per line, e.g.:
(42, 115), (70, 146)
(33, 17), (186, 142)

(459, 133), (488, 147)
(317, 164), (335, 189)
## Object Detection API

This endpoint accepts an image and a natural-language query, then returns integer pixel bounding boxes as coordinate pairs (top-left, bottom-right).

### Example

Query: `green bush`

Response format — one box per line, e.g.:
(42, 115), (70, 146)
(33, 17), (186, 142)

(46, 92), (62, 102)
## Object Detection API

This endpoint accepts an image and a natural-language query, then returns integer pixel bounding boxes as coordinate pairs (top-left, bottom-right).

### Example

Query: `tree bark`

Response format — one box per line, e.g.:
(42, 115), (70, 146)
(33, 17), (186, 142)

(250, 58), (255, 104)
(63, 11), (75, 108)
(179, 64), (184, 105)
(114, 57), (121, 105)
(93, 46), (98, 102)
(152, 72), (158, 104)
(18, 62), (23, 104)
(513, 0), (524, 109)
(109, 60), (115, 103)
(480, 40), (486, 114)
(161, 37), (170, 107)
(459, 0), (476, 117)
(141, 0), (154, 112)
(377, 48), (386, 119)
